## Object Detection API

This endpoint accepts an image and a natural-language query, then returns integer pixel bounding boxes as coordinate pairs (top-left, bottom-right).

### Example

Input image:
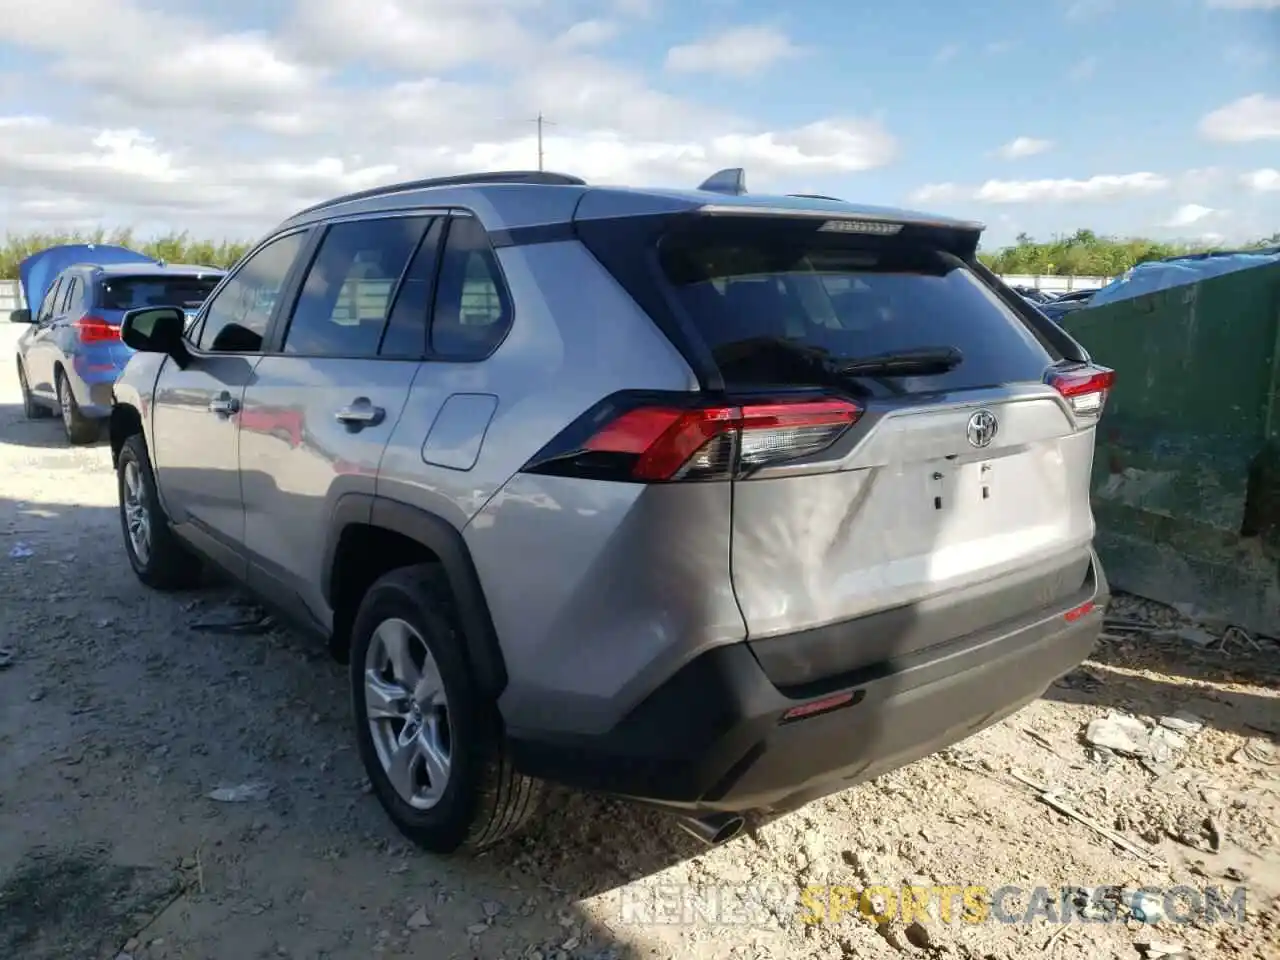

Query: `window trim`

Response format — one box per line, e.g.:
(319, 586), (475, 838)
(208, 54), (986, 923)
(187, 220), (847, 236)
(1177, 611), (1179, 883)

(263, 209), (445, 361)
(38, 276), (66, 323)
(60, 275), (81, 315)
(425, 212), (516, 363)
(252, 206), (517, 365)
(184, 225), (316, 358)
(377, 216), (446, 359)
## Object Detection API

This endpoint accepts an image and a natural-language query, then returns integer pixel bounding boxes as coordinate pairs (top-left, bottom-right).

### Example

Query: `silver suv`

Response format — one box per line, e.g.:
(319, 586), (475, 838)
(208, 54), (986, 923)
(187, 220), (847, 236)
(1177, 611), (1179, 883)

(108, 169), (1111, 854)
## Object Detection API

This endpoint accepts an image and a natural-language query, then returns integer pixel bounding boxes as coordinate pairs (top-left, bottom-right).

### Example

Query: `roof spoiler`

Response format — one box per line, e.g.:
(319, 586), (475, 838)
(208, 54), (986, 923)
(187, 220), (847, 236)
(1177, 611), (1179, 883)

(696, 168), (747, 196)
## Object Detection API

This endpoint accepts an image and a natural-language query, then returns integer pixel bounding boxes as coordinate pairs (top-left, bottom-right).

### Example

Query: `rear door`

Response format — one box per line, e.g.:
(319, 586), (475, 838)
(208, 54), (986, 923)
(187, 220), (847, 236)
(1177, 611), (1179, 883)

(655, 216), (1100, 658)
(238, 212), (442, 623)
(23, 272), (71, 398)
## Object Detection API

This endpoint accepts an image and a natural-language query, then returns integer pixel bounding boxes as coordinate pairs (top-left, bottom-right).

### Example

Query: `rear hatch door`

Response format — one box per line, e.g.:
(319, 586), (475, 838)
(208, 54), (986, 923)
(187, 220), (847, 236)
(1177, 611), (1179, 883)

(654, 213), (1102, 683)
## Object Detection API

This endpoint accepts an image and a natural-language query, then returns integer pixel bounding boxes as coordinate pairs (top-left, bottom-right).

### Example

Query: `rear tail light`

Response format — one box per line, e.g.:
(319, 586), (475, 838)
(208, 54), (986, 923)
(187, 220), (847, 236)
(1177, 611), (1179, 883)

(1048, 364), (1114, 420)
(522, 393), (862, 482)
(73, 316), (120, 344)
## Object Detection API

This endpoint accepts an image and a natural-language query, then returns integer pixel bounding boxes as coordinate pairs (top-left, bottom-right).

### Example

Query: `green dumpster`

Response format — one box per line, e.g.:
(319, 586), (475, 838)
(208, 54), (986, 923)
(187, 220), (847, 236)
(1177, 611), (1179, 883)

(1063, 262), (1280, 637)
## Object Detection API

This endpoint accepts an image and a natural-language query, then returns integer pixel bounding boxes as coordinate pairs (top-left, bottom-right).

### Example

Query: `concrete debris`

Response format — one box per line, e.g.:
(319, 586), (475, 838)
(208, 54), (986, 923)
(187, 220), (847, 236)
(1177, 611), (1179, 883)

(1137, 940), (1190, 959)
(1085, 712), (1197, 767)
(406, 907), (432, 930)
(206, 781), (271, 803)
(1158, 712), (1204, 736)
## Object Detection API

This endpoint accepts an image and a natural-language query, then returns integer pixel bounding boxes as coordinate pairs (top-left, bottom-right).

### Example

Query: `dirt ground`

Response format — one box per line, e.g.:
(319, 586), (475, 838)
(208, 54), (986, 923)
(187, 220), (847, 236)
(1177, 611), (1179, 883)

(2, 329), (1278, 960)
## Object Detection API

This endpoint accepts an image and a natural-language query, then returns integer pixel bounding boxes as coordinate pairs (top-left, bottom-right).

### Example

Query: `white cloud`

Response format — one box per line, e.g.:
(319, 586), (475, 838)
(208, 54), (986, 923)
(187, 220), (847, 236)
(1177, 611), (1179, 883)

(287, 0), (538, 74)
(0, 0), (903, 237)
(665, 25), (802, 77)
(0, 106), (898, 233)
(0, 0), (322, 122)
(1206, 0), (1280, 9)
(1242, 168), (1280, 191)
(911, 172), (1171, 205)
(1199, 94), (1280, 141)
(997, 137), (1053, 159)
(1162, 203), (1219, 227)
(556, 19), (620, 49)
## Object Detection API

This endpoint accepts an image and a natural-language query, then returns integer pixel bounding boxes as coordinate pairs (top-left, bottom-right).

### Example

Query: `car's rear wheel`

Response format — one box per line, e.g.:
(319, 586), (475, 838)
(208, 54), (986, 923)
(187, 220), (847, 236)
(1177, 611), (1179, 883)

(16, 361), (52, 419)
(56, 368), (100, 445)
(116, 433), (204, 590)
(350, 564), (544, 854)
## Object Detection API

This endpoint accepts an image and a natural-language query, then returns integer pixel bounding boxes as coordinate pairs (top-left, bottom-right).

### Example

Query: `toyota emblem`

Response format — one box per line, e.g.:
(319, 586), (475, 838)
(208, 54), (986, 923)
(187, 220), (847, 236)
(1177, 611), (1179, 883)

(966, 410), (998, 448)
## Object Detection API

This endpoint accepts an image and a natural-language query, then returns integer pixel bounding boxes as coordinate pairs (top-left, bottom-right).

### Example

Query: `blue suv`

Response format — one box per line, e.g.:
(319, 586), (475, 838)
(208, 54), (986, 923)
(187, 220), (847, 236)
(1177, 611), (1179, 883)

(11, 243), (224, 443)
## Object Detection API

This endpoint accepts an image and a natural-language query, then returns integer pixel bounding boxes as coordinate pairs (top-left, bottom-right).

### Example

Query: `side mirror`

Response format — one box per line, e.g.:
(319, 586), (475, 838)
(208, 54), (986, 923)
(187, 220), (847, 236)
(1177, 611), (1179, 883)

(120, 306), (191, 368)
(9, 308), (32, 324)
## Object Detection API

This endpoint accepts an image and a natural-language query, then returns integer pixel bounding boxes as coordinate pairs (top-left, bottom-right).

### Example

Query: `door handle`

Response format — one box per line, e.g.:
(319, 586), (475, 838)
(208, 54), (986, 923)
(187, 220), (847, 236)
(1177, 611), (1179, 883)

(335, 398), (385, 428)
(209, 395), (240, 415)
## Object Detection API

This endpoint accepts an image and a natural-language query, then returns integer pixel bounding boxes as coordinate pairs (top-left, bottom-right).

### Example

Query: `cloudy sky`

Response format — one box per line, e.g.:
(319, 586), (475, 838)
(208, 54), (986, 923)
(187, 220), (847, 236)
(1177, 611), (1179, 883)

(0, 0), (1276, 249)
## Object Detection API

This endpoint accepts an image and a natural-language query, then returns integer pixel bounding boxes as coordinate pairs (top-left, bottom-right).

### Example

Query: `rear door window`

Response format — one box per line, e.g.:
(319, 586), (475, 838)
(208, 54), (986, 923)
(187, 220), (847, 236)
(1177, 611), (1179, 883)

(37, 277), (64, 323)
(281, 215), (433, 358)
(60, 277), (82, 314)
(429, 215), (512, 359)
(658, 226), (1056, 396)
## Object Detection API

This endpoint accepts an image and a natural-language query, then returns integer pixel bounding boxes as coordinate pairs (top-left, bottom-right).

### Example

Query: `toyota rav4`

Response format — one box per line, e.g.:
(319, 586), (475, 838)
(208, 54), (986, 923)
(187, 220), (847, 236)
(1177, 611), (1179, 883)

(108, 168), (1111, 854)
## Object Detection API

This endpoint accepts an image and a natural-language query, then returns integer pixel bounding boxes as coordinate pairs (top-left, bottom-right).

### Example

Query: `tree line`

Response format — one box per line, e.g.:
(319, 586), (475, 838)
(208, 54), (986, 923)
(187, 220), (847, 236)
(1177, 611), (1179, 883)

(978, 229), (1280, 277)
(1, 226), (1278, 282)
(0, 229), (251, 281)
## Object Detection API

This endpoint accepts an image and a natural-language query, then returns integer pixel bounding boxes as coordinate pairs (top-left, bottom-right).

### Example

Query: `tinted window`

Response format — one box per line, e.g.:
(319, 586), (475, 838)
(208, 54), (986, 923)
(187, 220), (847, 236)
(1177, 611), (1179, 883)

(38, 278), (64, 322)
(281, 216), (431, 358)
(60, 277), (81, 314)
(658, 229), (1054, 396)
(198, 231), (307, 354)
(101, 275), (221, 311)
(380, 219), (443, 358)
(431, 216), (511, 359)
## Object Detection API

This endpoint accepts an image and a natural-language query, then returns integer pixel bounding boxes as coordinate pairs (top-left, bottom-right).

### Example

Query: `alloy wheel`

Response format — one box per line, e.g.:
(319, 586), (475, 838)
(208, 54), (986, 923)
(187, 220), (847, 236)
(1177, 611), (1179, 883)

(363, 617), (452, 810)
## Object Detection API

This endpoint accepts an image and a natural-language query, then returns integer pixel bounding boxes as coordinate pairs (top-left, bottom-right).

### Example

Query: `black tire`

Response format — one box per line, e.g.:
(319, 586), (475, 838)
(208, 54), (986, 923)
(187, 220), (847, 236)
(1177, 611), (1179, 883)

(56, 368), (100, 445)
(17, 361), (53, 419)
(350, 564), (544, 854)
(116, 433), (204, 590)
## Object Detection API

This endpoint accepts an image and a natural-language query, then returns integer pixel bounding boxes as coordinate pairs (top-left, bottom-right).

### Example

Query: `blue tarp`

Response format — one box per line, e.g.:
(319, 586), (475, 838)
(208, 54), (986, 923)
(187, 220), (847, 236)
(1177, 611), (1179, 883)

(1089, 249), (1280, 307)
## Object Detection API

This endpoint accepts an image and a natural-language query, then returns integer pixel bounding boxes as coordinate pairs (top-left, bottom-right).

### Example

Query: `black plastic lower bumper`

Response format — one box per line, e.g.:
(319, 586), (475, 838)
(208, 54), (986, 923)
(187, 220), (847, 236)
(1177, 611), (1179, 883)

(507, 565), (1107, 813)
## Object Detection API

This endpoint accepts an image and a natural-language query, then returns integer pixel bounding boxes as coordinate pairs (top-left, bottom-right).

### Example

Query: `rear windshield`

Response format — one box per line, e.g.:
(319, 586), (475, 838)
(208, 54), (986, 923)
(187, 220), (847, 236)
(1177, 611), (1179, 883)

(657, 226), (1056, 396)
(99, 275), (222, 311)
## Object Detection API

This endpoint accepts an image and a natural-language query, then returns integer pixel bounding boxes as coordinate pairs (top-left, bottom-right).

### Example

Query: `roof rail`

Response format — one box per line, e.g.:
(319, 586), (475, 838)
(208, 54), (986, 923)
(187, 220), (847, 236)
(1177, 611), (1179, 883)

(697, 168), (747, 196)
(788, 193), (845, 202)
(291, 170), (587, 218)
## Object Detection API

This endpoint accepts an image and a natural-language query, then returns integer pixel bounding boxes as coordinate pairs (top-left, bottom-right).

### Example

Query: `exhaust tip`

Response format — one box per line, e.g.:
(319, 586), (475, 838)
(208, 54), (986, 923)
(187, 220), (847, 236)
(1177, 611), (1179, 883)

(675, 812), (746, 847)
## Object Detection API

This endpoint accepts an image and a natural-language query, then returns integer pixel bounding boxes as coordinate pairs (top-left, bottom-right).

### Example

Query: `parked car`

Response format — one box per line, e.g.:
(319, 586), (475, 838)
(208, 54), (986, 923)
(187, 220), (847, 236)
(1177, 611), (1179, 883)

(1050, 288), (1099, 305)
(1010, 284), (1054, 304)
(11, 244), (224, 443)
(107, 168), (1112, 854)
(1040, 288), (1100, 324)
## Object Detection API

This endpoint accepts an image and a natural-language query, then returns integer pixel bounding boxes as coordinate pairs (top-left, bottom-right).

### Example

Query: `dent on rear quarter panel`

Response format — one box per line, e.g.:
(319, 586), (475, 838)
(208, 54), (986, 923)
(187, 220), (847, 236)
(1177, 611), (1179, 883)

(469, 475), (746, 737)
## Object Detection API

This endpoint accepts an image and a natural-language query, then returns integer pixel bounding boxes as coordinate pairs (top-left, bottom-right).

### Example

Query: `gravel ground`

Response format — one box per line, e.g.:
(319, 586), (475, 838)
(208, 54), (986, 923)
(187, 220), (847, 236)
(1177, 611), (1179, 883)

(2, 328), (1278, 960)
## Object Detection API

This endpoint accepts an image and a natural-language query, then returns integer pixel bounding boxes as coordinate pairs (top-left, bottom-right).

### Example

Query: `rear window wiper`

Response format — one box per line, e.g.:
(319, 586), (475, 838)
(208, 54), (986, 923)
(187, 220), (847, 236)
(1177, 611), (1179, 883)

(833, 346), (963, 378)
(711, 337), (870, 396)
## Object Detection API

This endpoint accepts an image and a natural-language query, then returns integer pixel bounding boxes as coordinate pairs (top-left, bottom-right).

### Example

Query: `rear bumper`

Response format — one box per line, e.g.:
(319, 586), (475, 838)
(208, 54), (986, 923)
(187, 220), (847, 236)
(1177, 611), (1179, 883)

(507, 555), (1107, 813)
(70, 364), (122, 418)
